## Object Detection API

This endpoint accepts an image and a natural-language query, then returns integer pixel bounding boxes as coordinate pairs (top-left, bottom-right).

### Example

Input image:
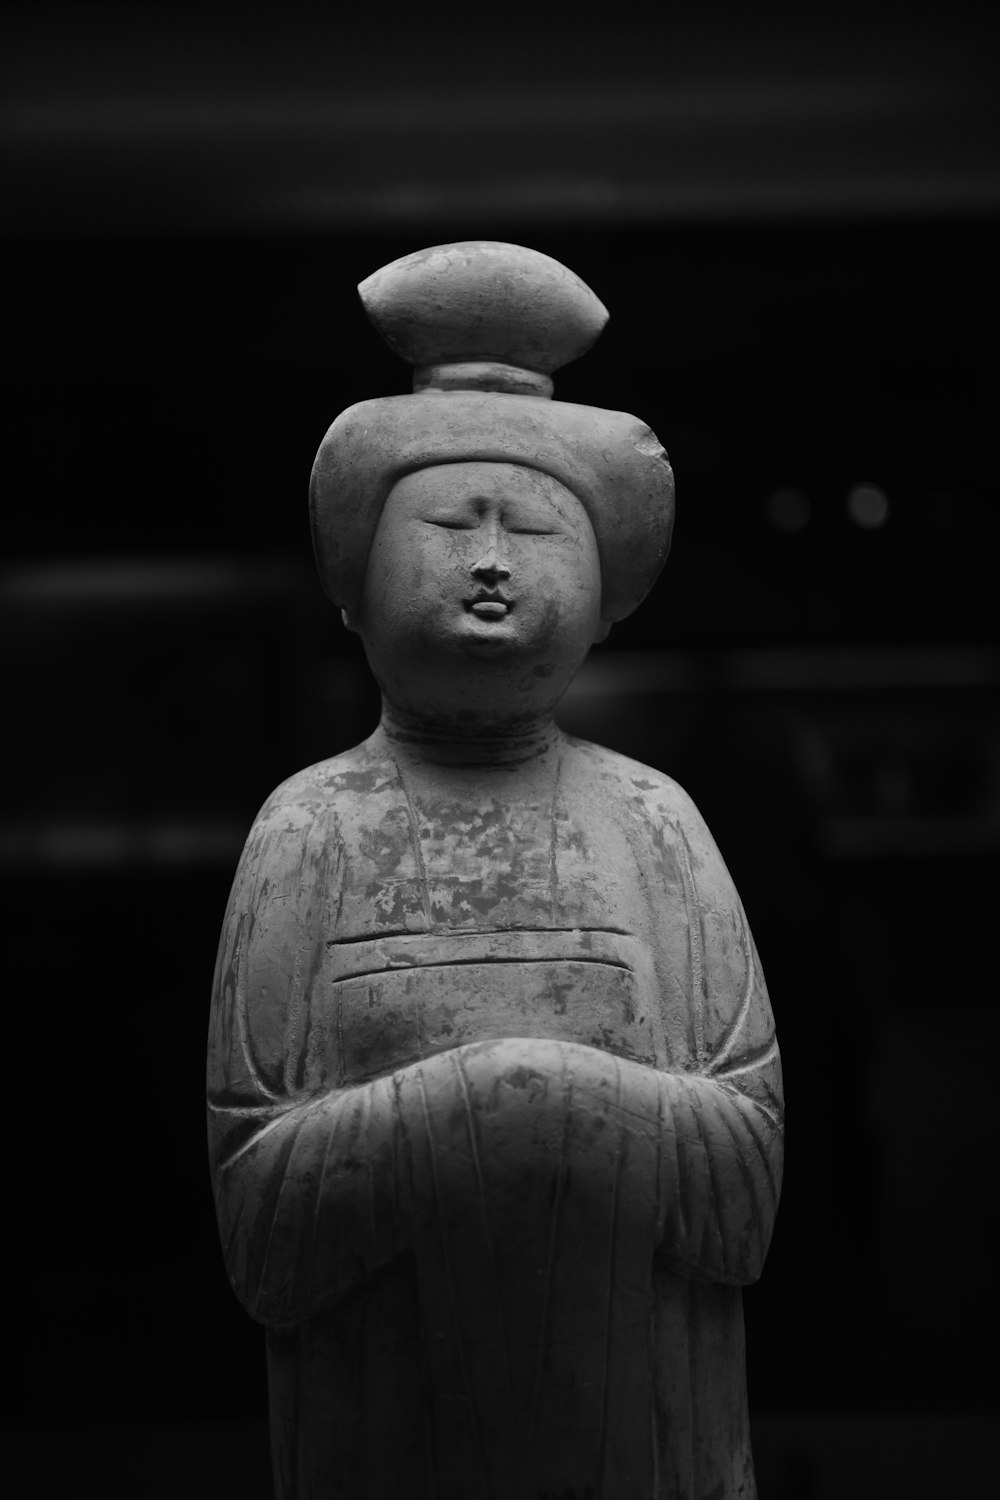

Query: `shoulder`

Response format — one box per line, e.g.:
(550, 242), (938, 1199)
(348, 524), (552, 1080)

(560, 733), (736, 899)
(251, 733), (397, 831)
(561, 732), (702, 824)
(227, 733), (399, 893)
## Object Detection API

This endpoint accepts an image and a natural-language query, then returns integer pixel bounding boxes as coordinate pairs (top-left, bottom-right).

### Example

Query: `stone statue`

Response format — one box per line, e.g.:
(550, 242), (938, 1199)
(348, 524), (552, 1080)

(207, 241), (783, 1499)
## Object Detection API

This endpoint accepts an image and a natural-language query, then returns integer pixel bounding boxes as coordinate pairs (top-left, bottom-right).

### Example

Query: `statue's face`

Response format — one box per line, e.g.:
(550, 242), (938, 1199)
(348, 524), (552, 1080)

(352, 461), (606, 723)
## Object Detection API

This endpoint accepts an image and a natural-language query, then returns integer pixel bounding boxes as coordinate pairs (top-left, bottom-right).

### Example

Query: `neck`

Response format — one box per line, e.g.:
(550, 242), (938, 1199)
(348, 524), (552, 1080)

(379, 699), (561, 769)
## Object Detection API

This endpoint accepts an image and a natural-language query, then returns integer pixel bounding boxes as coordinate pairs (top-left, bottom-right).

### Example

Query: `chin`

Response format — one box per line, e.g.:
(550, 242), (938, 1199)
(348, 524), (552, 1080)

(453, 619), (523, 657)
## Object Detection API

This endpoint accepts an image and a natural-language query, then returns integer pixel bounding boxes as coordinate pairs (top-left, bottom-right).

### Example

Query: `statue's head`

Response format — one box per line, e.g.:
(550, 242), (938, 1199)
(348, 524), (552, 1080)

(309, 242), (675, 727)
(348, 459), (605, 727)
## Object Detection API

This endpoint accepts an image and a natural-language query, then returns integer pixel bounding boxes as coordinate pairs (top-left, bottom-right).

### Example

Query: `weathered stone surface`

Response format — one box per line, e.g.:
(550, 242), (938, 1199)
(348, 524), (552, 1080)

(359, 239), (609, 378)
(208, 241), (783, 1499)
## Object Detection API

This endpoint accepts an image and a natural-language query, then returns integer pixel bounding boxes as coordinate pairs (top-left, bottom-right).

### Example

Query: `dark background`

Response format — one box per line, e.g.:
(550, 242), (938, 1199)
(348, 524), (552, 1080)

(4, 4), (998, 1496)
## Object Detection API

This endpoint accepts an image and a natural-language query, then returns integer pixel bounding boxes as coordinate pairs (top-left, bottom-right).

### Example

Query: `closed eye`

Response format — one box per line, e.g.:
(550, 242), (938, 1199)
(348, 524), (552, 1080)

(422, 519), (561, 535)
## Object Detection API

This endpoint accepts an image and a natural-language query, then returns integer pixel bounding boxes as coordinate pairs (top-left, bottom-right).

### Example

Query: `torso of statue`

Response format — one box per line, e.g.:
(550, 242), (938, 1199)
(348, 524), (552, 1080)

(298, 730), (662, 1092)
(207, 241), (783, 1500)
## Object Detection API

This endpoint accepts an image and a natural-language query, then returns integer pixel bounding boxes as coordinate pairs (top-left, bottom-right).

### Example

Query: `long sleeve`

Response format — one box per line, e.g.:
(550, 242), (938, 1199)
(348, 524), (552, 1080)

(207, 771), (413, 1327)
(644, 784), (784, 1286)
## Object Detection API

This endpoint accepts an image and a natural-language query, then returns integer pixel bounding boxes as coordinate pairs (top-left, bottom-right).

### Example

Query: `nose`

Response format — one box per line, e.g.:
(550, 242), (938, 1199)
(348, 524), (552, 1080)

(470, 534), (511, 584)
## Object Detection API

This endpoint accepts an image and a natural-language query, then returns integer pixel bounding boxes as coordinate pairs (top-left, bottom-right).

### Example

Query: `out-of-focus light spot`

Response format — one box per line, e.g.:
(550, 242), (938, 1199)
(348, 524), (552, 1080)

(765, 487), (811, 532)
(846, 482), (890, 529)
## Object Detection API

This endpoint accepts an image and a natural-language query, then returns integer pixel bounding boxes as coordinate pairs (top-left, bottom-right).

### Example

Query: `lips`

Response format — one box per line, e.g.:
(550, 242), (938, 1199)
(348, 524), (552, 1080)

(465, 591), (513, 620)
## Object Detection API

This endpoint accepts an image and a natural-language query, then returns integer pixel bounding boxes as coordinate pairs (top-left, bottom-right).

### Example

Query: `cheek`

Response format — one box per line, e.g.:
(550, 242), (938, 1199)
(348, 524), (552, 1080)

(517, 554), (600, 654)
(363, 535), (413, 636)
(538, 543), (601, 622)
(368, 533), (469, 640)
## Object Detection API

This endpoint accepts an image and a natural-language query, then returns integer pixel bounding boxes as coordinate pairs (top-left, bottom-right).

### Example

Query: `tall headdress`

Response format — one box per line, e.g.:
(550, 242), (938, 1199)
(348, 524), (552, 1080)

(310, 241), (675, 622)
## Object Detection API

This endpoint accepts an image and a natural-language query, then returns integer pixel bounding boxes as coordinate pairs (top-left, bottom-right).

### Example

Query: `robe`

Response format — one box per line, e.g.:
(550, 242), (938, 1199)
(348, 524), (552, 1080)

(207, 727), (783, 1499)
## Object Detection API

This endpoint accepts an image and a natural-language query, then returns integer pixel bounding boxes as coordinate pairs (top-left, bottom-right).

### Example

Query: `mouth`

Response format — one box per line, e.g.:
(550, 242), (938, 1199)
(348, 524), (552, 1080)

(465, 591), (513, 620)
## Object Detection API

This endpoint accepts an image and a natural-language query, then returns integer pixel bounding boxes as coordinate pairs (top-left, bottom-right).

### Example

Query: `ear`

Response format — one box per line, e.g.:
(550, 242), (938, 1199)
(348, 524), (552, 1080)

(593, 619), (612, 645)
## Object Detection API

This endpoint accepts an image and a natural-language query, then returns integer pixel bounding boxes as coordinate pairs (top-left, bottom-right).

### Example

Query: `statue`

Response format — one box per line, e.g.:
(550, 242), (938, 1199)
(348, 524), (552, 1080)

(207, 241), (783, 1499)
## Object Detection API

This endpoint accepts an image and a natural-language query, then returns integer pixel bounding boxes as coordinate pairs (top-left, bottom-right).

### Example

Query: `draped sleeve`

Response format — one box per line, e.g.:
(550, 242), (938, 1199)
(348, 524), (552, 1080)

(206, 760), (414, 1328)
(638, 774), (784, 1286)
